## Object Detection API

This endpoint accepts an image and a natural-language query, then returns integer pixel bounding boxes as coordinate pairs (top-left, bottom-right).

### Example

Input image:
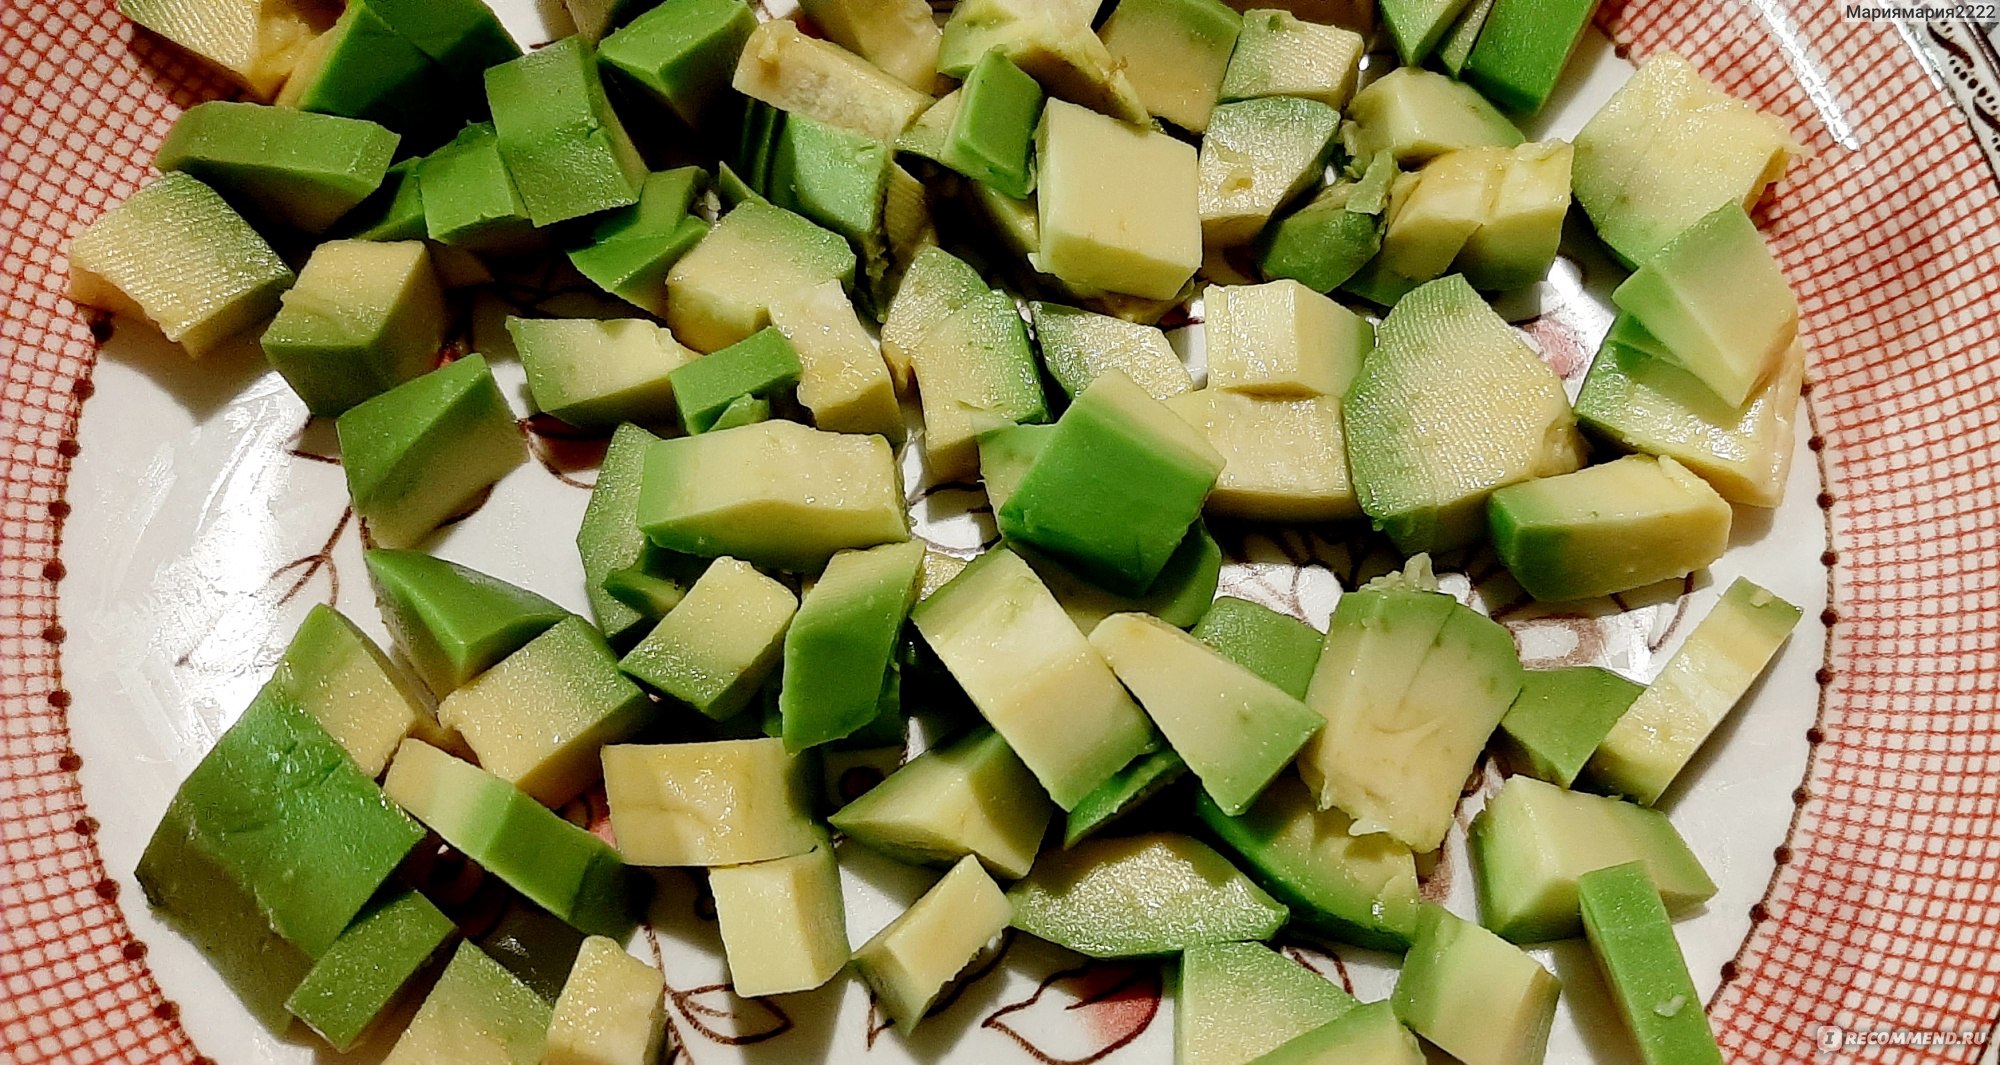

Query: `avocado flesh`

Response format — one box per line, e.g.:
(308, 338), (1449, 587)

(1391, 906), (1560, 1065)
(1495, 665), (1644, 787)
(598, 0), (757, 130)
(710, 842), (850, 997)
(1377, 0), (1474, 65)
(618, 557), (795, 719)
(1016, 525), (1224, 634)
(577, 425), (665, 647)
(154, 100), (400, 233)
(278, 2), (454, 143)
(1007, 833), (1286, 957)
(1251, 1000), (1426, 1065)
(1035, 99), (1201, 301)
(798, 0), (944, 92)
(335, 158), (426, 241)
(1170, 391), (1361, 523)
(362, 0), (520, 86)
(1193, 596), (1322, 701)
(1099, 0), (1242, 132)
(1219, 8), (1365, 108)
(1178, 940), (1357, 1065)
(853, 856), (1013, 1031)
(731, 19), (931, 144)
(117, 0), (333, 98)
(601, 738), (820, 866)
(1348, 67), (1523, 166)
(484, 37), (646, 226)
(382, 942), (551, 1065)
(1460, 0), (1601, 113)
(1197, 96), (1343, 246)
(416, 122), (536, 253)
(1254, 153), (1396, 293)
(1031, 302), (1192, 400)
(1060, 745), (1189, 847)
(261, 239), (447, 417)
(511, 317), (695, 430)
(543, 936), (666, 1065)
(363, 548), (568, 697)
(831, 726), (1055, 879)
(767, 280), (905, 440)
(1457, 140), (1573, 291)
(1489, 454), (1733, 602)
(566, 168), (710, 316)
(669, 327), (804, 433)
(943, 50), (1045, 198)
(284, 889), (456, 1051)
(269, 603), (446, 778)
(939, 0), (1149, 123)
(666, 202), (858, 353)
(906, 283), (1049, 482)
(1578, 862), (1727, 1065)
(337, 354), (525, 549)
(780, 540), (926, 751)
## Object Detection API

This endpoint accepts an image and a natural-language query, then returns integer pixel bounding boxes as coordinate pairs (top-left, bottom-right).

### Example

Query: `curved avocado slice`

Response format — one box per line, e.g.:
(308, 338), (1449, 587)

(1007, 832), (1286, 957)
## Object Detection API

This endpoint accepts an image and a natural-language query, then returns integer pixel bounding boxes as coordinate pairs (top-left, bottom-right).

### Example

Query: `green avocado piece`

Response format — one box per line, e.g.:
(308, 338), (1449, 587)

(669, 327), (804, 432)
(116, 0), (333, 100)
(1471, 774), (1715, 943)
(1192, 597), (1321, 701)
(1437, 0), (1496, 75)
(278, 2), (453, 143)
(711, 841), (849, 998)
(270, 604), (446, 780)
(577, 425), (663, 647)
(1219, 8), (1364, 108)
(543, 935), (669, 1062)
(485, 37), (647, 227)
(1100, 0), (1240, 132)
(1008, 833), (1286, 957)
(418, 123), (537, 253)
(383, 942), (551, 1065)
(1392, 905), (1561, 1065)
(979, 424), (1054, 513)
(566, 0), (662, 42)
(1178, 940), (1357, 1065)
(1378, 0), (1475, 66)
(154, 101), (400, 234)
(1019, 523), (1223, 634)
(1059, 745), (1188, 846)
(285, 889), (457, 1051)
(363, 548), (569, 696)
(896, 252), (1050, 481)
(363, 0), (521, 87)
(262, 239), (447, 418)
(1488, 454), (1733, 602)
(1462, 0), (1603, 114)
(1495, 666), (1644, 787)
(768, 113), (893, 252)
(602, 562), (690, 620)
(511, 317), (696, 430)
(707, 393), (771, 431)
(831, 725), (1057, 878)
(1251, 1000), (1425, 1065)
(567, 168), (711, 315)
(666, 202), (858, 353)
(336, 158), (427, 242)
(1030, 302), (1192, 401)
(1348, 68), (1523, 167)
(780, 540), (926, 751)
(598, 0), (758, 130)
(384, 739), (649, 940)
(998, 370), (1222, 596)
(337, 355), (525, 549)
(944, 49), (1044, 198)
(1254, 153), (1396, 293)
(1578, 862), (1726, 1065)
(619, 557), (797, 719)
(1197, 96), (1343, 247)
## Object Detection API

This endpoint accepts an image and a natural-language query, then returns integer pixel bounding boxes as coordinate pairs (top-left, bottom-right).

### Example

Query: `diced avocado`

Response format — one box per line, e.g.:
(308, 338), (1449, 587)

(269, 604), (446, 778)
(565, 0), (652, 41)
(459, 901), (586, 1003)
(1611, 204), (1798, 407)
(1253, 1000), (1425, 1065)
(1578, 862), (1725, 1065)
(1178, 940), (1357, 1065)
(417, 122), (537, 253)
(767, 280), (904, 440)
(939, 0), (1148, 123)
(1381, 147), (1506, 282)
(1587, 579), (1802, 805)
(436, 616), (650, 806)
(669, 328), (803, 433)
(284, 888), (456, 1051)
(1254, 153), (1396, 292)
(1061, 746), (1188, 846)
(637, 420), (908, 570)
(1198, 771), (1421, 951)
(880, 242), (989, 391)
(363, 548), (568, 696)
(1197, 96), (1343, 247)
(879, 162), (940, 311)
(666, 202), (858, 353)
(335, 158), (426, 241)
(1393, 906), (1560, 1065)
(1019, 524), (1224, 633)
(511, 317), (694, 430)
(907, 278), (1049, 483)
(1036, 99), (1201, 301)
(262, 240), (445, 417)
(1489, 455), (1733, 602)
(911, 549), (1155, 809)
(1220, 9), (1365, 109)
(1206, 280), (1370, 397)
(943, 50), (1045, 199)
(67, 172), (292, 357)
(831, 726), (1056, 878)
(601, 547), (704, 623)
(1459, 0), (1599, 113)
(277, 2), (451, 141)
(896, 89), (964, 165)
(619, 557), (795, 719)
(1194, 597), (1321, 699)
(1008, 833), (1286, 956)
(598, 0), (756, 130)
(365, 0), (520, 85)
(542, 937), (666, 1065)
(484, 37), (646, 227)
(1298, 585), (1524, 850)
(1349, 68), (1524, 166)
(337, 355), (523, 549)
(732, 19), (930, 144)
(708, 393), (770, 430)
(799, 0), (943, 91)
(1099, 0), (1242, 132)
(854, 855), (1013, 1030)
(382, 942), (550, 1065)
(1167, 391), (1359, 522)
(999, 370), (1222, 595)
(155, 101), (399, 234)
(1574, 321), (1803, 507)
(1378, 0), (1474, 66)
(601, 739), (818, 865)
(1343, 274), (1583, 553)
(1031, 302), (1192, 400)
(136, 682), (423, 1026)
(710, 840), (850, 997)
(578, 425), (667, 646)
(1438, 0), (1496, 75)
(1495, 666), (1644, 787)
(117, 0), (331, 98)
(979, 425), (1054, 512)
(781, 541), (925, 750)
(1572, 54), (1796, 265)
(1470, 775), (1715, 943)
(1090, 613), (1321, 815)
(765, 113), (892, 254)
(1456, 140), (1572, 290)
(568, 168), (712, 316)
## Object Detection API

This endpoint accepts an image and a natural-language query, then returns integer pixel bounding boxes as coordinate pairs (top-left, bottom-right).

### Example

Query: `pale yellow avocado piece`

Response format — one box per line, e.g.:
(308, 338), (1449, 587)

(1166, 390), (1360, 521)
(799, 0), (943, 92)
(617, 557), (797, 721)
(918, 549), (970, 601)
(1098, 0), (1242, 132)
(942, 0), (1149, 124)
(1204, 280), (1371, 397)
(828, 727), (1056, 880)
(384, 942), (549, 1065)
(710, 840), (849, 997)
(270, 604), (450, 778)
(732, 19), (930, 145)
(543, 936), (666, 1065)
(1381, 147), (1507, 282)
(1587, 579), (1802, 805)
(1218, 8), (1365, 109)
(1349, 67), (1524, 167)
(1457, 141), (1574, 292)
(665, 203), (857, 354)
(118, 0), (333, 99)
(602, 738), (819, 866)
(768, 280), (904, 441)
(852, 855), (1013, 1031)
(1035, 100), (1202, 302)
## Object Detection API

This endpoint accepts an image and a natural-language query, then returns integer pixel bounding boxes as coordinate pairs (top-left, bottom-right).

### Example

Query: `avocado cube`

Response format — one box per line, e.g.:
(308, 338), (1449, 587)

(278, 2), (452, 141)
(385, 739), (648, 939)
(1458, 140), (1573, 291)
(998, 370), (1222, 596)
(1253, 1000), (1426, 1065)
(669, 327), (804, 433)
(1254, 154), (1396, 293)
(1495, 666), (1645, 787)
(779, 541), (925, 750)
(854, 856), (1012, 1031)
(1437, 0), (1495, 75)
(544, 937), (667, 1065)
(336, 355), (524, 549)
(637, 420), (908, 571)
(602, 556), (701, 622)
(1036, 99), (1200, 301)
(577, 425), (666, 646)
(1349, 68), (1524, 167)
(511, 317), (696, 430)
(1178, 940), (1357, 1065)
(270, 604), (448, 779)
(1377, 0), (1475, 66)
(1471, 775), (1716, 943)
(1381, 147), (1506, 282)
(601, 738), (819, 865)
(568, 168), (711, 315)
(1060, 746), (1188, 847)
(1206, 280), (1370, 398)
(363, 548), (568, 697)
(1392, 906), (1561, 1065)
(710, 841), (850, 997)
(364, 0), (522, 87)
(667, 202), (858, 353)
(284, 889), (456, 1051)
(1010, 833), (1287, 958)
(1016, 525), (1224, 634)
(619, 557), (797, 719)
(1220, 8), (1364, 108)
(336, 159), (427, 241)
(1461, 0), (1602, 114)
(1167, 391), (1358, 523)
(938, 0), (1149, 123)
(941, 50), (1044, 198)
(155, 101), (400, 234)
(896, 89), (964, 166)
(1489, 454), (1734, 602)
(732, 19), (932, 144)
(831, 725), (1056, 879)
(768, 281), (904, 440)
(484, 37), (647, 227)
(1197, 96), (1343, 247)
(383, 942), (551, 1065)
(799, 0), (943, 92)
(438, 616), (652, 806)
(261, 240), (446, 418)
(1030, 302), (1192, 401)
(67, 173), (293, 358)
(599, 0), (757, 129)
(1100, 0), (1240, 133)
(1192, 596), (1322, 700)
(117, 0), (331, 99)
(768, 114), (893, 250)
(418, 123), (537, 252)
(879, 243), (990, 391)
(1578, 862), (1726, 1065)
(707, 394), (772, 431)
(909, 282), (1049, 483)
